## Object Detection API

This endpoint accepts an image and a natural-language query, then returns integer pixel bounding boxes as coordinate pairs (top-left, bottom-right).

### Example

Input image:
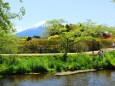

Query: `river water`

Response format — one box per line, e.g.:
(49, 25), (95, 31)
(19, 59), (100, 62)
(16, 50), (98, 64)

(0, 70), (115, 86)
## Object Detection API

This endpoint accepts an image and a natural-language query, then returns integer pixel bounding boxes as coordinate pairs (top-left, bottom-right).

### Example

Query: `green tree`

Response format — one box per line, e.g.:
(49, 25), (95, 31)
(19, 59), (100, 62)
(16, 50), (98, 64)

(45, 19), (115, 61)
(45, 19), (75, 61)
(0, 0), (25, 53)
(74, 20), (115, 50)
(112, 0), (115, 2)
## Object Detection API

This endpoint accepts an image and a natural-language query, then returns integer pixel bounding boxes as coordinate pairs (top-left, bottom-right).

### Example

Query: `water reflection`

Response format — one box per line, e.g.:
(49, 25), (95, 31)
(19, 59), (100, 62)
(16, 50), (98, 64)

(0, 70), (115, 86)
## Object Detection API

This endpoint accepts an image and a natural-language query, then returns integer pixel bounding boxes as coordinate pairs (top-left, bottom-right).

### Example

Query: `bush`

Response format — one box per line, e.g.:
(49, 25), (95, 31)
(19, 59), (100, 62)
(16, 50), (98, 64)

(0, 51), (115, 76)
(18, 39), (62, 53)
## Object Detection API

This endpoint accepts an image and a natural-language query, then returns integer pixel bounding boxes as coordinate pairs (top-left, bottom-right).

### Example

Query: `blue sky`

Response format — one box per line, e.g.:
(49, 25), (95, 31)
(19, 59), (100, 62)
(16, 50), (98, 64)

(7, 0), (115, 32)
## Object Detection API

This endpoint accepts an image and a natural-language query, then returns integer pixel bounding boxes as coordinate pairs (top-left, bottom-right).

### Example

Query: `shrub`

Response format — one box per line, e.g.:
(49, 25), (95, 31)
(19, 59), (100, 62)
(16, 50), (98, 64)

(0, 51), (115, 76)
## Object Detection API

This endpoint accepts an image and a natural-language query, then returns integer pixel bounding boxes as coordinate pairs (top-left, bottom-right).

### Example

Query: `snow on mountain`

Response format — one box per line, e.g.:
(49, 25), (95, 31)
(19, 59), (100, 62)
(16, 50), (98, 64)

(16, 21), (46, 37)
(33, 21), (46, 28)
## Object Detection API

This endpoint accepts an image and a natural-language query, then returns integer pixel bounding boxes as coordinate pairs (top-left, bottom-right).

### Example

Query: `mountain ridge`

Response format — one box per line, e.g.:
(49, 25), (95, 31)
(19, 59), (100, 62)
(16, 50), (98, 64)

(16, 25), (46, 37)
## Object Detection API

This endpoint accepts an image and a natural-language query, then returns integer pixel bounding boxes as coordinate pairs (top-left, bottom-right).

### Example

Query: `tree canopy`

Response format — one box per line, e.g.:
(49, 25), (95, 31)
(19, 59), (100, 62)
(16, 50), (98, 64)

(0, 0), (25, 33)
(0, 0), (25, 53)
(45, 19), (115, 61)
(112, 0), (115, 2)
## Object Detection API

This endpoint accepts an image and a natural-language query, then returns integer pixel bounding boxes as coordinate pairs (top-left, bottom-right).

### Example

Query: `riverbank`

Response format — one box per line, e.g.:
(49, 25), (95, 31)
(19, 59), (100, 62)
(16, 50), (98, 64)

(0, 50), (115, 77)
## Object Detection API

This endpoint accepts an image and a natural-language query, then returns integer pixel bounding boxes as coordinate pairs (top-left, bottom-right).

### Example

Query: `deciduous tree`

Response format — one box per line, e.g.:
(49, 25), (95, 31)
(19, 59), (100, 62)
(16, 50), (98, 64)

(0, 0), (25, 53)
(45, 19), (115, 61)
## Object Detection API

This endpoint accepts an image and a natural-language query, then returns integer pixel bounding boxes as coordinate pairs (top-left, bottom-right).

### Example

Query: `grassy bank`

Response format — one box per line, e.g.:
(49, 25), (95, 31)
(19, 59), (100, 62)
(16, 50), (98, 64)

(0, 51), (115, 76)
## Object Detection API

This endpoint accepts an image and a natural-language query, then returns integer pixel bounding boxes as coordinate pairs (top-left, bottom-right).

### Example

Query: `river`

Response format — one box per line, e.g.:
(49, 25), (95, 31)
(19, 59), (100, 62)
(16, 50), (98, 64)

(0, 70), (115, 86)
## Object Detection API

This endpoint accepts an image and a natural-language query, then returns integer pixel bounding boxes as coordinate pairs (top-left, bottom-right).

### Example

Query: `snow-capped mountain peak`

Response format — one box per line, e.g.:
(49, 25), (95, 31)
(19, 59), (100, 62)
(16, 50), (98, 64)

(16, 21), (46, 37)
(33, 21), (46, 28)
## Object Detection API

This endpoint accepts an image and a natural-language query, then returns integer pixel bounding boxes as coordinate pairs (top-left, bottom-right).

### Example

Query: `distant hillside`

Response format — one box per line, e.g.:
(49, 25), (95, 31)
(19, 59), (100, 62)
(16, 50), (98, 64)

(16, 25), (46, 37)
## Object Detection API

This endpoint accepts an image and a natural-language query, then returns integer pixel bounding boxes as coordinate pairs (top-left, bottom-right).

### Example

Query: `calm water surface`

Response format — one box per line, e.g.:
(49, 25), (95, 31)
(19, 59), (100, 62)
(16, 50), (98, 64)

(0, 70), (115, 86)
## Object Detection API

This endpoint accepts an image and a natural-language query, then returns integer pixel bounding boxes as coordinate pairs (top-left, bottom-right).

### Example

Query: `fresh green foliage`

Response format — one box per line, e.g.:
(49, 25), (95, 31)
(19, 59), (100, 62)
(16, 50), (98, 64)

(0, 51), (115, 76)
(18, 37), (114, 53)
(45, 19), (78, 61)
(112, 0), (115, 2)
(0, 0), (25, 54)
(18, 39), (62, 53)
(0, 33), (18, 54)
(45, 19), (115, 61)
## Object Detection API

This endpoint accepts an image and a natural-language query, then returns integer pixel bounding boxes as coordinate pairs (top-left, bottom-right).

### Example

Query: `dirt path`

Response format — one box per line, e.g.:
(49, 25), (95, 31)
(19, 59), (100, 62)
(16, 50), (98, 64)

(1, 48), (115, 56)
(83, 48), (115, 54)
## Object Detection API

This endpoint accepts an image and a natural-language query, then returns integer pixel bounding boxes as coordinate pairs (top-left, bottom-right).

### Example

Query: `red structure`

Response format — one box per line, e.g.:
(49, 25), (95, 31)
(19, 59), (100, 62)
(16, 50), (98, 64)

(103, 33), (111, 39)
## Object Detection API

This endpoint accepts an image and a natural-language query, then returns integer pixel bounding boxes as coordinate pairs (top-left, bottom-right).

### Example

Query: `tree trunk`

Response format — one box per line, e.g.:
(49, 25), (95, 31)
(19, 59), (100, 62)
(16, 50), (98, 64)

(63, 38), (69, 62)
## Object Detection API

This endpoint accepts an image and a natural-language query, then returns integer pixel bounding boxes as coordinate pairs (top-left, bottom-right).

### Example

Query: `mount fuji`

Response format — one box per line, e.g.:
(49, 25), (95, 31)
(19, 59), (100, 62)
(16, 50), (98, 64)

(16, 21), (46, 37)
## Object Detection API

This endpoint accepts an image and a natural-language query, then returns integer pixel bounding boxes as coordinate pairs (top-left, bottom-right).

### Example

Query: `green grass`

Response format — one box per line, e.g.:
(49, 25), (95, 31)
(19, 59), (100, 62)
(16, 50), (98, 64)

(0, 51), (115, 77)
